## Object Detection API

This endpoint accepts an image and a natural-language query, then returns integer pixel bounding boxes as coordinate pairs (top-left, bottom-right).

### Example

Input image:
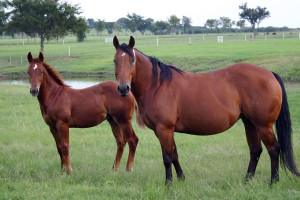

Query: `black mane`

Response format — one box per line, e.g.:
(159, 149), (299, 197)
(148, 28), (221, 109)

(149, 56), (184, 85)
(119, 44), (184, 85)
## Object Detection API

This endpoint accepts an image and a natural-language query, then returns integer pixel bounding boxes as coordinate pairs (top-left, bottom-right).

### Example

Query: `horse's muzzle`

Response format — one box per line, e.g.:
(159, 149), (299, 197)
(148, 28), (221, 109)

(30, 88), (39, 97)
(117, 84), (130, 97)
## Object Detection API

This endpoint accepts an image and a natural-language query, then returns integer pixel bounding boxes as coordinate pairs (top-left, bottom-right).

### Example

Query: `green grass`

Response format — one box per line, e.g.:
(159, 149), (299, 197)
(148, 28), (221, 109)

(1, 84), (300, 199)
(1, 34), (300, 81)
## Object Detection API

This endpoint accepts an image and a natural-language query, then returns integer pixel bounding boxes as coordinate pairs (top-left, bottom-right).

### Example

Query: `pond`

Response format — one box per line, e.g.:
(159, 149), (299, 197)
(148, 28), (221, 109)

(0, 77), (115, 89)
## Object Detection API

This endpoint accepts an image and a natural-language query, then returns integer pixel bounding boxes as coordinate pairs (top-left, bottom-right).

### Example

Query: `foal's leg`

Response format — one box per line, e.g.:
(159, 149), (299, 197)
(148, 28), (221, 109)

(119, 123), (139, 172)
(49, 127), (63, 170)
(108, 119), (126, 171)
(258, 125), (280, 183)
(242, 117), (263, 181)
(56, 121), (72, 174)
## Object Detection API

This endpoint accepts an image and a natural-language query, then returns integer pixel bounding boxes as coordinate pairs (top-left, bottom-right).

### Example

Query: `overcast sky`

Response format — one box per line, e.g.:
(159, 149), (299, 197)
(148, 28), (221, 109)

(67, 0), (300, 28)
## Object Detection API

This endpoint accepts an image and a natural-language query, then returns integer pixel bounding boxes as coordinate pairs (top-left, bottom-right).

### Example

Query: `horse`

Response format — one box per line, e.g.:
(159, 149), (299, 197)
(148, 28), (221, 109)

(112, 36), (300, 184)
(27, 52), (143, 174)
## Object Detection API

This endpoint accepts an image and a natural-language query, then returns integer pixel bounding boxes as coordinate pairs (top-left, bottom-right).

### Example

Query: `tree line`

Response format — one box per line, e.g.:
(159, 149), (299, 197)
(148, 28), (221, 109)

(0, 0), (293, 52)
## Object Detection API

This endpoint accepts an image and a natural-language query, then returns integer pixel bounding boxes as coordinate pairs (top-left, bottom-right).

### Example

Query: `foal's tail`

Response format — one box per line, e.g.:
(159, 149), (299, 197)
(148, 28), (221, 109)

(135, 104), (145, 129)
(273, 72), (300, 176)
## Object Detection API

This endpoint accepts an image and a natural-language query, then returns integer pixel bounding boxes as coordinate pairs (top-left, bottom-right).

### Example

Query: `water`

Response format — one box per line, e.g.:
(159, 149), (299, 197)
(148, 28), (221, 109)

(0, 78), (112, 89)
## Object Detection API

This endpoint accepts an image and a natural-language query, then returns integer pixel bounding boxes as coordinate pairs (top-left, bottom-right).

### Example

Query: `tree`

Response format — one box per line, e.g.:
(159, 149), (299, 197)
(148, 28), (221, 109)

(182, 16), (191, 34)
(239, 3), (270, 35)
(105, 22), (114, 35)
(126, 13), (143, 34)
(204, 19), (216, 30)
(236, 20), (246, 31)
(219, 17), (234, 31)
(168, 15), (180, 37)
(72, 17), (88, 42)
(87, 18), (96, 28)
(0, 1), (7, 36)
(154, 20), (169, 35)
(6, 0), (87, 52)
(95, 19), (105, 35)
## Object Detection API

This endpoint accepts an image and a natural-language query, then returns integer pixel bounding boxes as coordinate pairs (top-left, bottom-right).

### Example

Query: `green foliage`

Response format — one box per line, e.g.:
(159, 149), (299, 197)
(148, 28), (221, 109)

(239, 3), (270, 34)
(6, 0), (87, 51)
(94, 19), (105, 34)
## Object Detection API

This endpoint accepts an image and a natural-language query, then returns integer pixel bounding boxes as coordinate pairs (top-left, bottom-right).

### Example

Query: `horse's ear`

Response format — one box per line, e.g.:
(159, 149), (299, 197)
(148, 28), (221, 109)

(27, 52), (33, 63)
(39, 52), (44, 62)
(128, 36), (135, 49)
(113, 36), (120, 49)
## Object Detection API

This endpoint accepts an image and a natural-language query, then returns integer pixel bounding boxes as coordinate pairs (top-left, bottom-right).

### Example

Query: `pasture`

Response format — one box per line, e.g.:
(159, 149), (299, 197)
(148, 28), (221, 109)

(1, 34), (300, 199)
(1, 84), (300, 199)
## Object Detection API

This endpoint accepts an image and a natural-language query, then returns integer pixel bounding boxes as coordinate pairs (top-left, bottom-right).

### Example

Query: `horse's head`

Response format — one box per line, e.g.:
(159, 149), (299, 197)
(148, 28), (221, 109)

(27, 52), (45, 97)
(113, 36), (136, 97)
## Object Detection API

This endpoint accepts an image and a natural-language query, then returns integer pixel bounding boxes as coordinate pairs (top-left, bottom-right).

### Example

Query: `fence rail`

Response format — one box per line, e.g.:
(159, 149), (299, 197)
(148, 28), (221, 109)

(0, 32), (299, 70)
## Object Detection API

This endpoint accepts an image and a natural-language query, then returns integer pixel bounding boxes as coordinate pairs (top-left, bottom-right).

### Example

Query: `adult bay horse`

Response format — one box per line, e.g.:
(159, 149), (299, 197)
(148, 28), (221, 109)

(112, 36), (300, 184)
(27, 52), (143, 174)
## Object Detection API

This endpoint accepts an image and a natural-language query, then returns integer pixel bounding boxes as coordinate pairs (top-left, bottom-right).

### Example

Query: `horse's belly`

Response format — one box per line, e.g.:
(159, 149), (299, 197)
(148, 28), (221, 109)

(175, 111), (240, 135)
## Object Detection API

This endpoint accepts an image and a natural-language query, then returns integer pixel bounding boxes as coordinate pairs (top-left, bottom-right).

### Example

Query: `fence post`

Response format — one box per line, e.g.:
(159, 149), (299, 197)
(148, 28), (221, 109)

(189, 37), (191, 45)
(69, 46), (71, 57)
(283, 33), (285, 39)
(203, 35), (205, 40)
(156, 36), (158, 47)
(21, 56), (22, 65)
(10, 56), (11, 65)
(245, 35), (247, 41)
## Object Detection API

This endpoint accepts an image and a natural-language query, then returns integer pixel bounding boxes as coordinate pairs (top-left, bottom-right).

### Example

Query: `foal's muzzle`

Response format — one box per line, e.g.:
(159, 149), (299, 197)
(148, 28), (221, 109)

(117, 84), (130, 97)
(30, 88), (39, 97)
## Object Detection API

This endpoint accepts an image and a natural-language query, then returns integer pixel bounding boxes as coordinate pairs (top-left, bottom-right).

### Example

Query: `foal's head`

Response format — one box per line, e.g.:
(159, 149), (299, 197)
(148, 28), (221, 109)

(27, 52), (45, 97)
(113, 36), (136, 97)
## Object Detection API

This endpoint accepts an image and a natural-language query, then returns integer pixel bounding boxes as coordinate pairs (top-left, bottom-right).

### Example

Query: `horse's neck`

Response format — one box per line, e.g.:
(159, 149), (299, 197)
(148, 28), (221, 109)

(37, 73), (63, 106)
(131, 52), (154, 99)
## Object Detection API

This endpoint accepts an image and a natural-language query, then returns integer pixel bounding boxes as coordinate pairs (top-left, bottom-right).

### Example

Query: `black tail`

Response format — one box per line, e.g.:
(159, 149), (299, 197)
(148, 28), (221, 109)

(273, 72), (300, 176)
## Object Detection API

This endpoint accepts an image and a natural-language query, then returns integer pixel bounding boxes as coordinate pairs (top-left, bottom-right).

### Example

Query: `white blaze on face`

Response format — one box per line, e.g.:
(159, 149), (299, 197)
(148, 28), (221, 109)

(121, 53), (126, 57)
(33, 64), (37, 70)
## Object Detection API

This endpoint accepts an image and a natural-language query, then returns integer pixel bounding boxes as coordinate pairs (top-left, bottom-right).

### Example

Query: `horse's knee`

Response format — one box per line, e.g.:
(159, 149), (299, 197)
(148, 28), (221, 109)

(250, 147), (263, 160)
(268, 142), (280, 159)
(128, 135), (139, 150)
(61, 144), (70, 156)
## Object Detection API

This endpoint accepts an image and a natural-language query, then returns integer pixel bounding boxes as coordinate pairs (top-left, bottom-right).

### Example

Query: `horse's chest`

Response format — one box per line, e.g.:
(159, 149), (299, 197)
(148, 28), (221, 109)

(42, 113), (54, 126)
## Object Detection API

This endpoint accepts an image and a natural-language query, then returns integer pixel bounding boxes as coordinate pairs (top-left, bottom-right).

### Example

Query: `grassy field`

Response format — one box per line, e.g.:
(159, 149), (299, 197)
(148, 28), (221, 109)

(1, 34), (300, 81)
(1, 83), (300, 199)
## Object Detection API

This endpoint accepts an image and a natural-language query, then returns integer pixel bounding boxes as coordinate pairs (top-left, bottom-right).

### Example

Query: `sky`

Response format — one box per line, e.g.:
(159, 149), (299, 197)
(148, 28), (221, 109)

(67, 0), (300, 28)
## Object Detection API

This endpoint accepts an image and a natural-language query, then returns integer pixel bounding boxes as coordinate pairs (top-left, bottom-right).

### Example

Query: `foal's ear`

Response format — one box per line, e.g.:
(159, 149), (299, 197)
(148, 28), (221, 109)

(113, 36), (120, 49)
(128, 36), (135, 49)
(39, 52), (44, 62)
(27, 52), (33, 63)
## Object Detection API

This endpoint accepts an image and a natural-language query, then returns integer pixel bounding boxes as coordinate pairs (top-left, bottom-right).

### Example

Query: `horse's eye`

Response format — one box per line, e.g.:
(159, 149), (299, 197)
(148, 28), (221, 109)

(27, 71), (29, 74)
(113, 59), (117, 64)
(41, 70), (44, 74)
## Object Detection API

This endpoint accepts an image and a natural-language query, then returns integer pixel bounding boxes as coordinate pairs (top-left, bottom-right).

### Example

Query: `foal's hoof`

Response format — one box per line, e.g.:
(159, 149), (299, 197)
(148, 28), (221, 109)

(126, 167), (133, 172)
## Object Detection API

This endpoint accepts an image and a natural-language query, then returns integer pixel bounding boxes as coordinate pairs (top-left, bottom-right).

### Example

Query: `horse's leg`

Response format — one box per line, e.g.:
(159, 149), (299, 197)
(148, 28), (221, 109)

(155, 125), (177, 184)
(119, 123), (139, 172)
(49, 127), (63, 171)
(258, 125), (280, 183)
(108, 119), (125, 171)
(172, 143), (185, 180)
(242, 117), (263, 181)
(56, 121), (72, 174)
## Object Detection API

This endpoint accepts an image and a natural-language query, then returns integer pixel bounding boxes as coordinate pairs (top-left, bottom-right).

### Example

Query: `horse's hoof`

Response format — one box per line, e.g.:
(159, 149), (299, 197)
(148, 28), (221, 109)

(165, 179), (173, 186)
(178, 173), (185, 181)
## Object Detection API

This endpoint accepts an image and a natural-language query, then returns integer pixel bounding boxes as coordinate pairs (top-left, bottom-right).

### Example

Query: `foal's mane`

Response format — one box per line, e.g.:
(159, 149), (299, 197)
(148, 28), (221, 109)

(39, 60), (68, 87)
(119, 44), (184, 84)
